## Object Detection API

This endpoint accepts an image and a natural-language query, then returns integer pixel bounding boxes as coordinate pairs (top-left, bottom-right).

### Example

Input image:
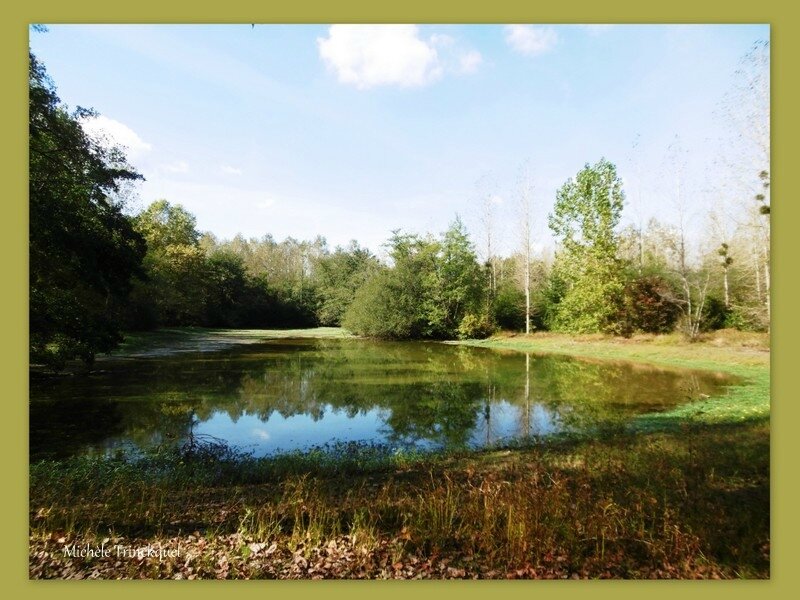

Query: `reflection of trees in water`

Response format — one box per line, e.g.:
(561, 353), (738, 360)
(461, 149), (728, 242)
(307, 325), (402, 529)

(239, 357), (484, 448)
(523, 355), (727, 433)
(30, 339), (737, 458)
(29, 392), (198, 460)
(235, 362), (327, 421)
(29, 397), (127, 460)
(379, 381), (482, 448)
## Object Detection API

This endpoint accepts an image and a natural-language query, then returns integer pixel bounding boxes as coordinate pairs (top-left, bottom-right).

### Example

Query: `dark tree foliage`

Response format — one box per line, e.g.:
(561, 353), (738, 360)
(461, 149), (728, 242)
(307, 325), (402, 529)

(618, 275), (683, 335)
(492, 283), (526, 331)
(125, 200), (326, 330)
(267, 281), (320, 327)
(536, 268), (569, 332)
(203, 250), (251, 327)
(29, 52), (146, 368)
(701, 295), (730, 332)
(315, 242), (380, 326)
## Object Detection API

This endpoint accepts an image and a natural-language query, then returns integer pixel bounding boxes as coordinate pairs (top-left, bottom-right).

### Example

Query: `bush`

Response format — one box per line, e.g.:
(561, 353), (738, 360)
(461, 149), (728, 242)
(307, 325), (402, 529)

(342, 270), (421, 339)
(619, 275), (682, 335)
(457, 313), (495, 340)
(723, 305), (766, 332)
(701, 295), (729, 332)
(492, 285), (526, 331)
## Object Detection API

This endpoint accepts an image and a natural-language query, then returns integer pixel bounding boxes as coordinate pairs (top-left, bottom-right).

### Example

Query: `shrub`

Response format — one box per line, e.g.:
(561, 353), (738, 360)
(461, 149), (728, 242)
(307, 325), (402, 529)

(619, 275), (682, 335)
(457, 313), (495, 340)
(701, 295), (729, 332)
(342, 270), (421, 339)
(492, 285), (526, 331)
(723, 305), (766, 332)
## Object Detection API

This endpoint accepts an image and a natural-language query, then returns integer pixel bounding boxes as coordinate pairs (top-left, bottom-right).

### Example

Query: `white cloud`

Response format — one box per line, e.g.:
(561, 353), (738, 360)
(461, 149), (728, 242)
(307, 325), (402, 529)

(79, 114), (152, 158)
(504, 25), (558, 57)
(220, 165), (243, 176)
(430, 33), (455, 48)
(252, 428), (270, 440)
(317, 24), (443, 89)
(459, 50), (484, 74)
(161, 160), (190, 174)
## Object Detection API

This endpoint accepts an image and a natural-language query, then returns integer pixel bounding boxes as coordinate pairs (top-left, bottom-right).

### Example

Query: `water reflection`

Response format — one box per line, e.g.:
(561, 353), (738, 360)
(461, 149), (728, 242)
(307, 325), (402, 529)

(29, 338), (739, 459)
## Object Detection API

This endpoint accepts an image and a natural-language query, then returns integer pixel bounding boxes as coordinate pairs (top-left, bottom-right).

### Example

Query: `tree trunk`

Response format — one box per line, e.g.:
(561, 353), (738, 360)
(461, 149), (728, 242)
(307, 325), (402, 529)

(754, 248), (761, 301)
(762, 241), (770, 326)
(723, 265), (730, 308)
(525, 254), (531, 335)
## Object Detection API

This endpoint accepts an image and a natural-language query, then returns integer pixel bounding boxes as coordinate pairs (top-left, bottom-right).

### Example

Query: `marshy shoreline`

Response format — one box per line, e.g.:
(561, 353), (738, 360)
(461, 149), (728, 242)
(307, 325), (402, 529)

(29, 329), (770, 579)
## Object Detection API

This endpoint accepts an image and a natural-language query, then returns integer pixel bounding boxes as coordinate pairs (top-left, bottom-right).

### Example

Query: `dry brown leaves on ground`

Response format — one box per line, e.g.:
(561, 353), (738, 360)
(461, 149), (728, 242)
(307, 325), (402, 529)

(29, 532), (730, 580)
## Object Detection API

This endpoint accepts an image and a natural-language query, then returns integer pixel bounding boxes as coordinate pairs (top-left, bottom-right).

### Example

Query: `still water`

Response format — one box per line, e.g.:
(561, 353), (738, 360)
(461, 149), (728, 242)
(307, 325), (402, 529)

(29, 338), (739, 459)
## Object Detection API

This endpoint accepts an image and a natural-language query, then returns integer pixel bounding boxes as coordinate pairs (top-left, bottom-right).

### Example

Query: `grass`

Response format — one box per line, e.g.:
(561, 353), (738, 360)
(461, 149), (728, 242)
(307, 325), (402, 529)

(30, 425), (769, 579)
(29, 328), (770, 579)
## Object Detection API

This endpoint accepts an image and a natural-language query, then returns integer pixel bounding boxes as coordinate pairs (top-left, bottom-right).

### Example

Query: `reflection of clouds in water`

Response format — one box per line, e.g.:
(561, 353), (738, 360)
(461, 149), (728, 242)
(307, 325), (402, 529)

(251, 428), (270, 440)
(474, 401), (562, 446)
(530, 404), (559, 437)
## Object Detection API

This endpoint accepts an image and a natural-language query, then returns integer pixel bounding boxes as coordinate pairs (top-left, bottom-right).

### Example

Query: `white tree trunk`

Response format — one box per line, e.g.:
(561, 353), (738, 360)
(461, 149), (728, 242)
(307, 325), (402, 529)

(723, 265), (730, 308)
(525, 263), (531, 335)
(518, 170), (534, 335)
(762, 239), (770, 326)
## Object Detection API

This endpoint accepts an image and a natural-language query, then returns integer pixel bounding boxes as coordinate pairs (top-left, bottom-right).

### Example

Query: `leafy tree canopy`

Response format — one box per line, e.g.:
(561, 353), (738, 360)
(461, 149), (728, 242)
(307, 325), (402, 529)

(29, 52), (146, 368)
(547, 159), (626, 334)
(343, 218), (487, 340)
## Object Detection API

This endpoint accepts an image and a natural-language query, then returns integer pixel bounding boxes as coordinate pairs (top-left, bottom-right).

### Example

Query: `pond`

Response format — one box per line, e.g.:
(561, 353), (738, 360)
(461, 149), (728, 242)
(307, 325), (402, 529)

(29, 337), (741, 460)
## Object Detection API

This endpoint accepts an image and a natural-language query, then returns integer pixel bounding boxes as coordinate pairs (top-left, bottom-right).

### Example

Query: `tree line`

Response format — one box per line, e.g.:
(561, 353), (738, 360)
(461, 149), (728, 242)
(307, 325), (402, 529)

(29, 46), (770, 369)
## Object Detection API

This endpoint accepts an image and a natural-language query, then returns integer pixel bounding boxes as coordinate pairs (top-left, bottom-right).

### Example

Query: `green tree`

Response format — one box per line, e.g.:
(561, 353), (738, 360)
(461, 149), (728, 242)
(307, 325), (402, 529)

(29, 52), (146, 367)
(342, 267), (417, 338)
(199, 232), (328, 328)
(135, 198), (200, 248)
(203, 249), (250, 327)
(315, 241), (380, 326)
(426, 217), (485, 337)
(129, 200), (207, 326)
(343, 219), (487, 339)
(547, 158), (626, 333)
(364, 231), (440, 338)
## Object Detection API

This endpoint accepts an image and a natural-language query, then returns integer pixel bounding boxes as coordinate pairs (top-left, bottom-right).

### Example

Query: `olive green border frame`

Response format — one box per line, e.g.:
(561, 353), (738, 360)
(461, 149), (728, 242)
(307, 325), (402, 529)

(2, 1), (795, 597)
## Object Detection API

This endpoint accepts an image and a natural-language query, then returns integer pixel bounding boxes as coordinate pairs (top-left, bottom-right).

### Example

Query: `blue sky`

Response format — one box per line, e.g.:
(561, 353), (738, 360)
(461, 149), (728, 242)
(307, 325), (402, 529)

(29, 24), (769, 257)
